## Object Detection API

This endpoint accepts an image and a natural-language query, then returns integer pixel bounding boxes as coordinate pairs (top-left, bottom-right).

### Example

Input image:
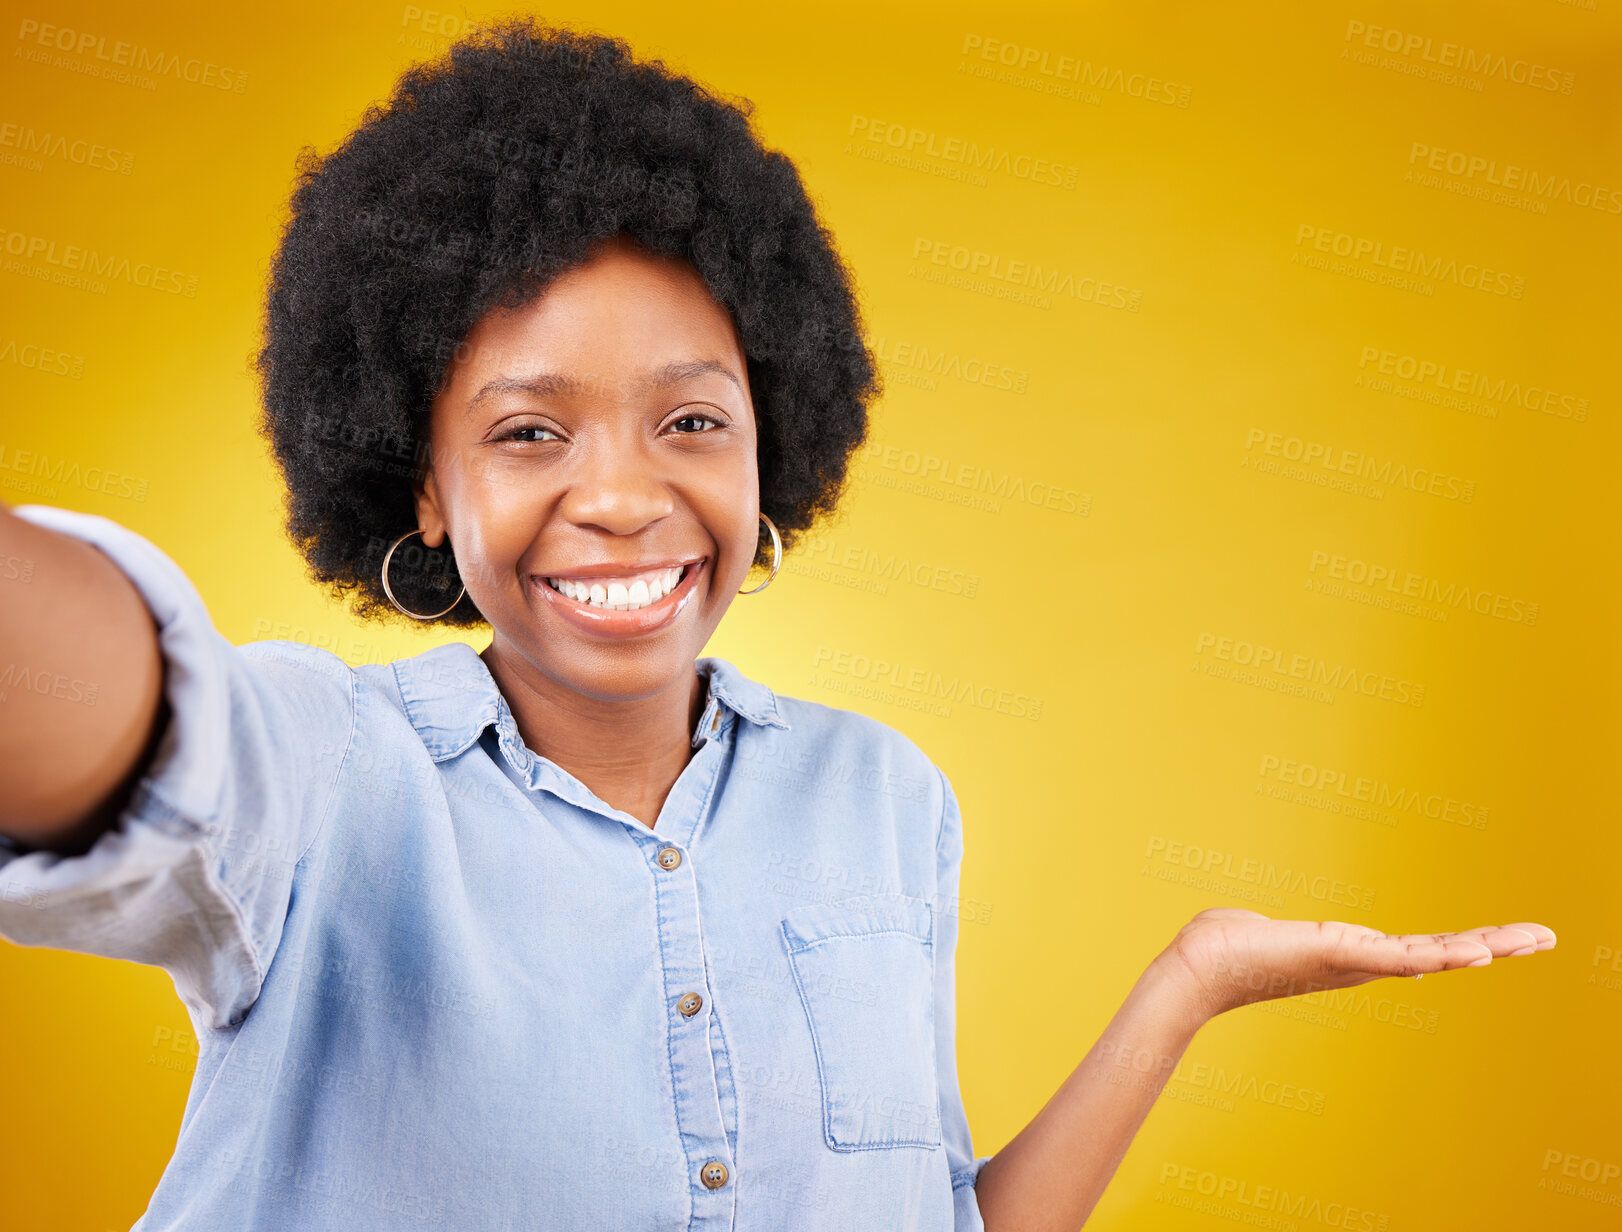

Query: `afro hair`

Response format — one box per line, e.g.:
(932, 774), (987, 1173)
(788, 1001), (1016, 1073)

(254, 15), (881, 628)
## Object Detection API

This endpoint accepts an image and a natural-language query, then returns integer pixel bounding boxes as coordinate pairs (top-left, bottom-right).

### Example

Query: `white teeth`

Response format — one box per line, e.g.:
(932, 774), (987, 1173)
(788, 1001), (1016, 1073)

(546, 564), (689, 611)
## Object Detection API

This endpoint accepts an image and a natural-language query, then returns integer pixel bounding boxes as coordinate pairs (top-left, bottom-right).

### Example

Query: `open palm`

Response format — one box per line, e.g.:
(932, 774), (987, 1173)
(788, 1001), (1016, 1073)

(1159, 907), (1557, 1019)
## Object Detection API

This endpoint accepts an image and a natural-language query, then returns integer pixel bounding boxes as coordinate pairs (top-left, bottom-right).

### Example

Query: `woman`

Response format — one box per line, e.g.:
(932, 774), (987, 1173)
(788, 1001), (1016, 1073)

(0, 18), (1553, 1232)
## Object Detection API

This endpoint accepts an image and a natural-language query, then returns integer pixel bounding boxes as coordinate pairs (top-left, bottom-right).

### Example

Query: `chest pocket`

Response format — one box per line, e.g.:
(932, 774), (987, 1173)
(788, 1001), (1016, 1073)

(779, 895), (942, 1152)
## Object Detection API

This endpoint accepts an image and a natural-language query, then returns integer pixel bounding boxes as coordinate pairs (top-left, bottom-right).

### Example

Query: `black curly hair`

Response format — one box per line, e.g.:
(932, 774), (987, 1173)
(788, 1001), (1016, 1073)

(254, 15), (880, 629)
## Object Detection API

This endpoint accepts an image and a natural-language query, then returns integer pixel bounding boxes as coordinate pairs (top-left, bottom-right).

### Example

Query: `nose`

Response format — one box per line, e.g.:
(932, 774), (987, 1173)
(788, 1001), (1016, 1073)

(557, 436), (676, 536)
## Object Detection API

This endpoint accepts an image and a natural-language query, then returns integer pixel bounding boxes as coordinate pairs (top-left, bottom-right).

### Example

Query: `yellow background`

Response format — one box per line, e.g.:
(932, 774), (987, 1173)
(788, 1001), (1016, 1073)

(2, 0), (1619, 1227)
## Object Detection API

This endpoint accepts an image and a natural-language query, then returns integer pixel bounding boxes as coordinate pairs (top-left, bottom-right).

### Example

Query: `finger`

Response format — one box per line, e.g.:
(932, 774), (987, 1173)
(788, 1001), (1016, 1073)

(1398, 937), (1497, 975)
(1408, 924), (1530, 956)
(1498, 921), (1557, 950)
(1484, 925), (1540, 957)
(1337, 935), (1493, 978)
(1433, 924), (1552, 958)
(1189, 908), (1272, 923)
(1367, 924), (1549, 960)
(1439, 922), (1555, 950)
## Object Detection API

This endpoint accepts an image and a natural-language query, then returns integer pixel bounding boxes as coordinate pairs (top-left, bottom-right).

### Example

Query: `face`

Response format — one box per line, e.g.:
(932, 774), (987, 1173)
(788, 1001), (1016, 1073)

(414, 232), (760, 703)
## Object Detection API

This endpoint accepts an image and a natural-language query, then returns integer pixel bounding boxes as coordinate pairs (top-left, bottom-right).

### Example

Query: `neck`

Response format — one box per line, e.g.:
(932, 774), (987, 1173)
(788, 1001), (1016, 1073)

(480, 637), (707, 830)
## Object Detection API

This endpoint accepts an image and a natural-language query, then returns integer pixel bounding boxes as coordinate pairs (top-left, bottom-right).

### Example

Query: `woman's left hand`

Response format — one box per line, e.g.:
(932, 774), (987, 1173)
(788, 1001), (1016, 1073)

(1153, 907), (1557, 1022)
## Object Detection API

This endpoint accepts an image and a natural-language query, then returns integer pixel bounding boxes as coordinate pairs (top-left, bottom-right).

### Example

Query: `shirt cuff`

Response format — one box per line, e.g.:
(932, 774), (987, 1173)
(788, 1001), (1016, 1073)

(952, 1152), (993, 1191)
(952, 1153), (993, 1231)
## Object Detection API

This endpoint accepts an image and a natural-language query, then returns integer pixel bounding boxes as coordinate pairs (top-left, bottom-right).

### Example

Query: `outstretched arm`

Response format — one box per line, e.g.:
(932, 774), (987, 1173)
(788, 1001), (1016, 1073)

(0, 501), (166, 852)
(973, 952), (1204, 1232)
(974, 909), (1556, 1232)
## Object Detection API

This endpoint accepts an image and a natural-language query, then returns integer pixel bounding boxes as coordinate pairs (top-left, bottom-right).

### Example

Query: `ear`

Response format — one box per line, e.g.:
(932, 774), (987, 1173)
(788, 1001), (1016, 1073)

(413, 468), (448, 550)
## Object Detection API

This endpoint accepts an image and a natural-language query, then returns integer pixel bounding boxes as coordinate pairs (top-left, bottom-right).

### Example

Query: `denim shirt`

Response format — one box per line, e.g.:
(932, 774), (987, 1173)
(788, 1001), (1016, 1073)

(0, 504), (992, 1232)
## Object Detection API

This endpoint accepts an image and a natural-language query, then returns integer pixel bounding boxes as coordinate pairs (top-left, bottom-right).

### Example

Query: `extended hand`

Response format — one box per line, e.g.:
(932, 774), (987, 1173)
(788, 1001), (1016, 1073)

(1155, 907), (1557, 1021)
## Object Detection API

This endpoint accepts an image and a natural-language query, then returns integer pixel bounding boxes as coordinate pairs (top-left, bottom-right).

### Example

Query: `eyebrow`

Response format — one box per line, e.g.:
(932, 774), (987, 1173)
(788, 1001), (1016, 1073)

(465, 358), (742, 415)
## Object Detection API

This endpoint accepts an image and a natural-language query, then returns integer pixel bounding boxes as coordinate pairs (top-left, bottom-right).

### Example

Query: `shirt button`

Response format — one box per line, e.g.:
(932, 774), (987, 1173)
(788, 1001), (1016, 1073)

(700, 1160), (729, 1189)
(678, 992), (703, 1017)
(656, 846), (682, 871)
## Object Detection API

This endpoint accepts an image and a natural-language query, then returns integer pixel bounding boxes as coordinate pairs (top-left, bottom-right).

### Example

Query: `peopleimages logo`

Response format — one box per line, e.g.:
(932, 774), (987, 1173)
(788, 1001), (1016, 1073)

(911, 235), (1144, 312)
(847, 114), (1081, 190)
(1258, 754), (1490, 830)
(0, 225), (199, 297)
(0, 444), (148, 501)
(1294, 224), (1524, 298)
(1307, 549), (1539, 625)
(1142, 837), (1377, 911)
(14, 18), (250, 93)
(1244, 427), (1475, 502)
(1343, 19), (1576, 94)
(1356, 345), (1589, 422)
(0, 122), (135, 173)
(1194, 631), (1425, 707)
(1408, 142), (1622, 214)
(811, 645), (1043, 720)
(958, 34), (1193, 108)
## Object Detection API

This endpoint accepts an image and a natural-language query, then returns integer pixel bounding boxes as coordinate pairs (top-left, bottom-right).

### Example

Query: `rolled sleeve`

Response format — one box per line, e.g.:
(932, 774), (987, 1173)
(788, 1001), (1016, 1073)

(934, 763), (993, 1230)
(0, 504), (356, 1029)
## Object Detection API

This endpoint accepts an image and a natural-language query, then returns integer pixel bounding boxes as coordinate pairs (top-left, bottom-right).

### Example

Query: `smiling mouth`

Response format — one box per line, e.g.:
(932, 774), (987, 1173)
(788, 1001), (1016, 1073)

(542, 561), (700, 612)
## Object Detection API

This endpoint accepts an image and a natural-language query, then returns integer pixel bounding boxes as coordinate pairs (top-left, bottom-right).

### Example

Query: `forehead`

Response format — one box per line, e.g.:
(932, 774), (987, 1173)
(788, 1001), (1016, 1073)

(447, 238), (746, 389)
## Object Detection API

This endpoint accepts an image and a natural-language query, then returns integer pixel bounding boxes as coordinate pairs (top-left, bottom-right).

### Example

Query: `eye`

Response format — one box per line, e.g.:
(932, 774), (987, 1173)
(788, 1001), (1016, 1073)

(668, 411), (725, 435)
(500, 424), (560, 443)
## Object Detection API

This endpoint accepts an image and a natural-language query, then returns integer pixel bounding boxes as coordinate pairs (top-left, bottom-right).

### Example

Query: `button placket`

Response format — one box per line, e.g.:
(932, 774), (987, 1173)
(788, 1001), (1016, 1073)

(649, 732), (734, 1226)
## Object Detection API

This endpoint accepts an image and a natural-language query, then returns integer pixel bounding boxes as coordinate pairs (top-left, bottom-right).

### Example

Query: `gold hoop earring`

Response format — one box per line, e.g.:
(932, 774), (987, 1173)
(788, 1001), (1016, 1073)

(382, 528), (467, 620)
(738, 512), (782, 595)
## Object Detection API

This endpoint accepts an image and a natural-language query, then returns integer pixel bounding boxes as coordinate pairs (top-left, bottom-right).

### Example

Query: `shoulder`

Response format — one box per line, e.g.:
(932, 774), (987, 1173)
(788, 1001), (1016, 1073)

(228, 640), (359, 753)
(232, 641), (467, 748)
(759, 689), (948, 820)
(771, 690), (935, 768)
(235, 639), (358, 709)
(238, 638), (357, 685)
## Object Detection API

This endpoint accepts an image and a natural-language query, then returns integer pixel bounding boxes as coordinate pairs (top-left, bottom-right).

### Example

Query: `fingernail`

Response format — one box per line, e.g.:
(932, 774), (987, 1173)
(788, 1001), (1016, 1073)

(1468, 955), (1493, 966)
(1508, 946), (1536, 957)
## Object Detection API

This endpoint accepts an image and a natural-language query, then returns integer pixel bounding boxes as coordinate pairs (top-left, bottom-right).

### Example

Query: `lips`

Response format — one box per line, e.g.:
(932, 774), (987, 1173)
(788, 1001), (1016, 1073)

(532, 555), (708, 638)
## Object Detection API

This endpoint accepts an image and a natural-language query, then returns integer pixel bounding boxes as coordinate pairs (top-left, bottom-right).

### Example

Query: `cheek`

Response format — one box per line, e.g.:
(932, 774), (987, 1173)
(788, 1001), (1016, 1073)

(721, 461), (763, 567)
(449, 479), (546, 594)
(725, 512), (766, 579)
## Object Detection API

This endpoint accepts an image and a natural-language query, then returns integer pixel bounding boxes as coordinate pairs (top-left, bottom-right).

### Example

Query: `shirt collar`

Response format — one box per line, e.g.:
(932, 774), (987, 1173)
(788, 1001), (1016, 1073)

(392, 642), (790, 765)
